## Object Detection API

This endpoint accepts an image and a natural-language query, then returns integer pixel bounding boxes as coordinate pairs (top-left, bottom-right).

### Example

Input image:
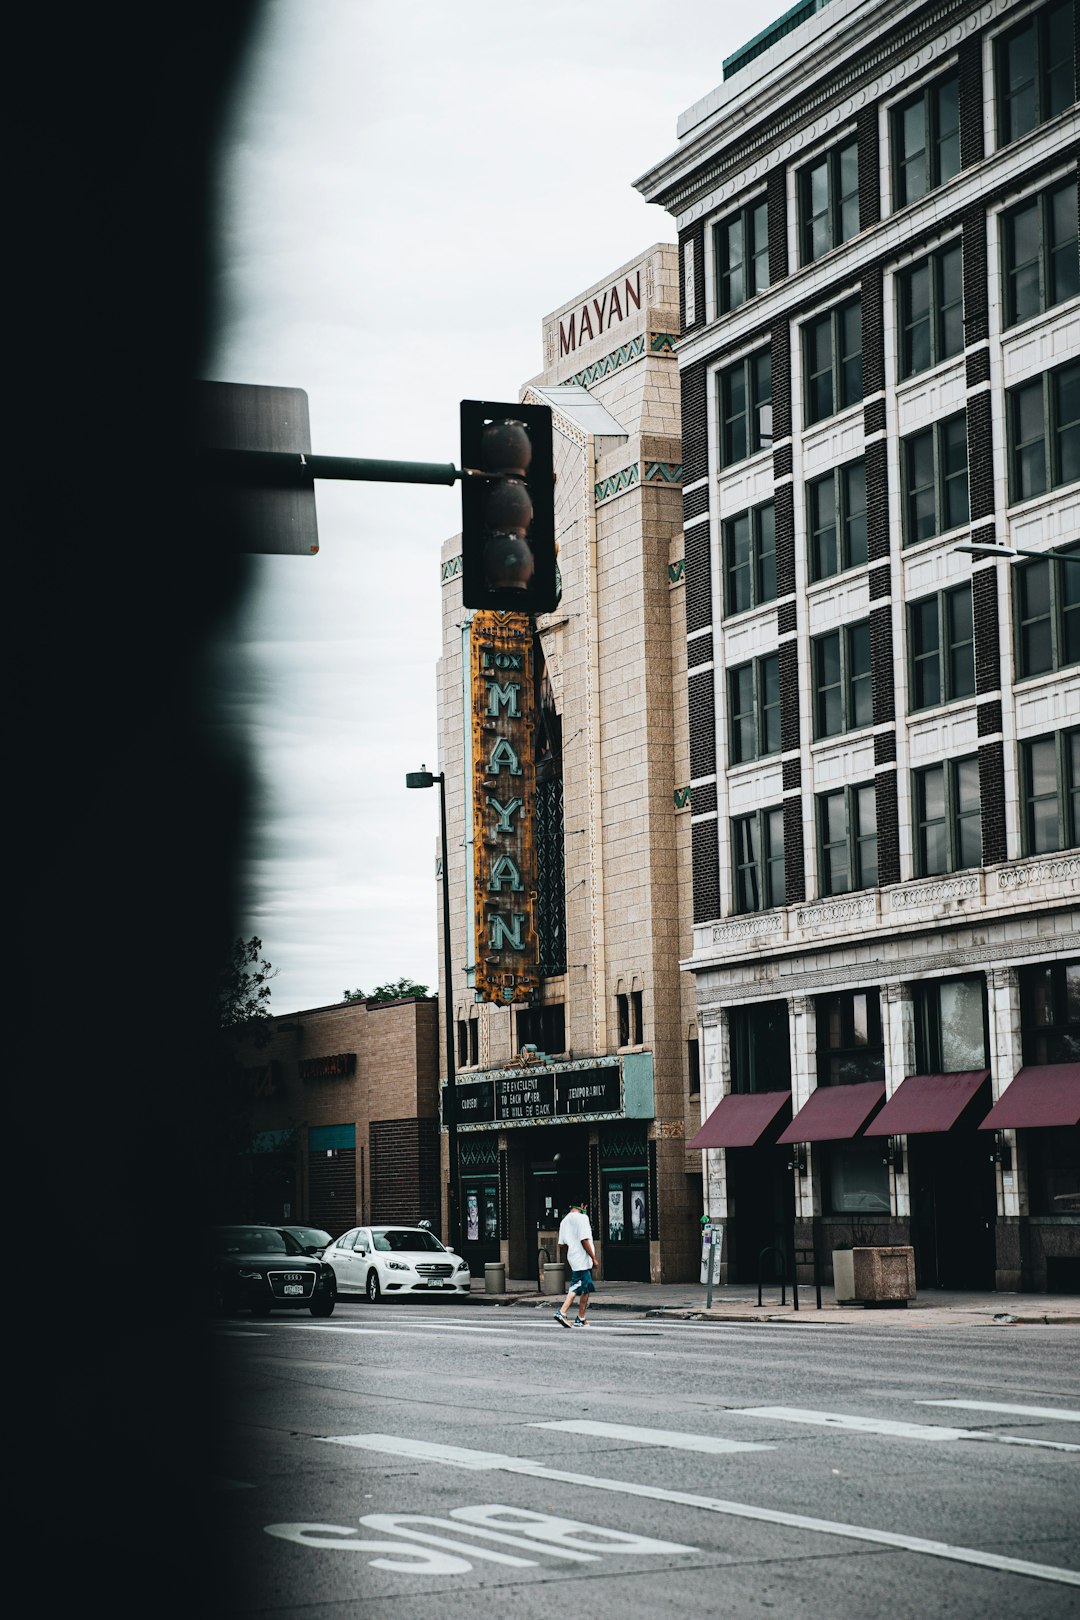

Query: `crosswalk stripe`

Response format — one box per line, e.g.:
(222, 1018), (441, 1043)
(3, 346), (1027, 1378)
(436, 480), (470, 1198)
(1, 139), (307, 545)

(919, 1400), (1080, 1423)
(323, 1433), (1080, 1589)
(531, 1420), (774, 1454)
(729, 1406), (1080, 1452)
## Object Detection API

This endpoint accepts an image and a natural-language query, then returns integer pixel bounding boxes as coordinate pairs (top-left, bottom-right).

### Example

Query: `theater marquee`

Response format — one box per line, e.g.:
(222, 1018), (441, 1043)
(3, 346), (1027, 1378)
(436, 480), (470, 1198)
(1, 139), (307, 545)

(471, 612), (539, 1003)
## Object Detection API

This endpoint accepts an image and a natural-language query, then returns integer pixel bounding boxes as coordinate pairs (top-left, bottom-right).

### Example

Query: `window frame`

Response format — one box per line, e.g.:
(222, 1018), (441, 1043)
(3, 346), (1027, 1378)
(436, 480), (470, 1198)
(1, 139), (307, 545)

(798, 134), (860, 265)
(1007, 361), (1080, 503)
(715, 195), (771, 315)
(891, 70), (961, 208)
(806, 458), (868, 581)
(1014, 544), (1080, 679)
(1020, 727), (1080, 854)
(812, 620), (873, 740)
(728, 652), (781, 764)
(729, 1001), (792, 1093)
(802, 295), (863, 425)
(995, 0), (1076, 148)
(722, 498), (777, 616)
(897, 239), (964, 379)
(731, 805), (786, 914)
(718, 347), (773, 469)
(907, 583), (976, 711)
(816, 989), (885, 1086)
(1019, 957), (1080, 1064)
(913, 755), (982, 876)
(1001, 177), (1080, 329)
(901, 410), (970, 544)
(914, 975), (989, 1073)
(817, 781), (879, 896)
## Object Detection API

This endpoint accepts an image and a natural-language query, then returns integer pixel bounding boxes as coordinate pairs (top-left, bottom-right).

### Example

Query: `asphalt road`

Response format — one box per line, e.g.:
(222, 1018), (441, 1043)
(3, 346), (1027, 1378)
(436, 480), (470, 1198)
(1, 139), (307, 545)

(208, 1300), (1080, 1617)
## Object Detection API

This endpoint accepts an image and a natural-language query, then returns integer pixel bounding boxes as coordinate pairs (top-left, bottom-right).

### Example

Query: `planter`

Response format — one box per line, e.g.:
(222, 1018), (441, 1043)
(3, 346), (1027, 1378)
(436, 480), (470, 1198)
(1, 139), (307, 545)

(832, 1246), (915, 1307)
(540, 1262), (567, 1295)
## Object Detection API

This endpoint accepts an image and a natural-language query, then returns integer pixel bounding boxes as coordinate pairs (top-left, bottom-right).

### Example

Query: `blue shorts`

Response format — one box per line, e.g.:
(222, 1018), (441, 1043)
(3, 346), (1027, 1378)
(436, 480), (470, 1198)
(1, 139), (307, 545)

(567, 1269), (595, 1295)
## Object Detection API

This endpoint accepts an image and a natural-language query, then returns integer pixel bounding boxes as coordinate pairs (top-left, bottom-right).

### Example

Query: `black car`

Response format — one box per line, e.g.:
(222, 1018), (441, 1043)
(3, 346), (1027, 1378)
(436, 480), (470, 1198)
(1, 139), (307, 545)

(253, 1222), (334, 1257)
(210, 1224), (337, 1317)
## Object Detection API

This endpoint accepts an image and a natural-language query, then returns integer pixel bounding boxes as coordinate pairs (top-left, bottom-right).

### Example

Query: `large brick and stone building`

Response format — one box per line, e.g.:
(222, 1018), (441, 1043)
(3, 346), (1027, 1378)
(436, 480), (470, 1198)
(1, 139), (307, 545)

(636, 0), (1078, 1290)
(435, 245), (706, 1281)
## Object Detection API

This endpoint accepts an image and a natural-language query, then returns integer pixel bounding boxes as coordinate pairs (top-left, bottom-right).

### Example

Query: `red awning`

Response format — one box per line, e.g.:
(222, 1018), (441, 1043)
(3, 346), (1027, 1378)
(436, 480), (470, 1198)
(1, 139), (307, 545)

(978, 1064), (1080, 1130)
(864, 1070), (990, 1136)
(777, 1081), (885, 1144)
(689, 1091), (791, 1150)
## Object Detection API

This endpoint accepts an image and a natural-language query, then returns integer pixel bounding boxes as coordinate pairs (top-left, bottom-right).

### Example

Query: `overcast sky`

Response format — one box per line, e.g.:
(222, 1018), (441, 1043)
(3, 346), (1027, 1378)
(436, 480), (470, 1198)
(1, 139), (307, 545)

(211, 0), (780, 1015)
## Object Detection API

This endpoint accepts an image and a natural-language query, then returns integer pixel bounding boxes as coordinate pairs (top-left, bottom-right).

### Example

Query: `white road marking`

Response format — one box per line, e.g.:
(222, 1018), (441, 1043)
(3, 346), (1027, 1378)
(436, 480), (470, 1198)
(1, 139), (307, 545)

(730, 1405), (1080, 1452)
(531, 1420), (774, 1455)
(919, 1400), (1080, 1423)
(321, 1434), (1080, 1588)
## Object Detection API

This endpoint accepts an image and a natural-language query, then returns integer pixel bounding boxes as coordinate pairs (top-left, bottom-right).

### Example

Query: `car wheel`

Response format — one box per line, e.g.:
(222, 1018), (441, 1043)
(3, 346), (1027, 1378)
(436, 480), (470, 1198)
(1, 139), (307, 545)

(310, 1290), (336, 1318)
(366, 1269), (381, 1303)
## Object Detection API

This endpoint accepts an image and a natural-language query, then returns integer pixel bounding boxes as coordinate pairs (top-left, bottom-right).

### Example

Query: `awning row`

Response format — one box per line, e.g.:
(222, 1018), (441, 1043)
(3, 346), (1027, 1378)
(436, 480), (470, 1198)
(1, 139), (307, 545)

(688, 1063), (1080, 1150)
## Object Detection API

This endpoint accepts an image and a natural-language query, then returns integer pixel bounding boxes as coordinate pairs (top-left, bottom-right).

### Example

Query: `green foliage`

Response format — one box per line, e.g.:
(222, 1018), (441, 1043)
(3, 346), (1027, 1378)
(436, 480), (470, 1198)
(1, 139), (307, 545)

(219, 936), (277, 1047)
(342, 976), (431, 1004)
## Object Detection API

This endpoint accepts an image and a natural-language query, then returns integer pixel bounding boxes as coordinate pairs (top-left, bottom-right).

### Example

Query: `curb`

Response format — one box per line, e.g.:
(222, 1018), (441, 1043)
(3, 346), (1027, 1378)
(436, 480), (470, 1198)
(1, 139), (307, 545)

(469, 1293), (1080, 1326)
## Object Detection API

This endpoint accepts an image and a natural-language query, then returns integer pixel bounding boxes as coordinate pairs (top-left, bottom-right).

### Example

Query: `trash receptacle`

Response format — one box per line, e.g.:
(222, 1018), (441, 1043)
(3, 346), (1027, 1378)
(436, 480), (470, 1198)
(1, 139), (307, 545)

(485, 1261), (506, 1295)
(541, 1262), (566, 1296)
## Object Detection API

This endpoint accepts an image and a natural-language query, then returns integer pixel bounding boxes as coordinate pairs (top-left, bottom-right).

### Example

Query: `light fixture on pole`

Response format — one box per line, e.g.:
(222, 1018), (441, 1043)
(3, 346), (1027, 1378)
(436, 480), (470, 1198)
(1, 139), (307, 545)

(956, 542), (1080, 566)
(405, 765), (461, 1255)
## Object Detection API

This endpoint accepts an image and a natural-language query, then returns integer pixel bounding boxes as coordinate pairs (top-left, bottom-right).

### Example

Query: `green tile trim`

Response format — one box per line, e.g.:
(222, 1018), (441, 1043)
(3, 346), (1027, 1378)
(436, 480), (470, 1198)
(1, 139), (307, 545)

(644, 462), (683, 486)
(650, 332), (678, 353)
(568, 334), (645, 387)
(674, 785), (692, 810)
(668, 558), (685, 585)
(441, 554), (462, 583)
(594, 464), (639, 505)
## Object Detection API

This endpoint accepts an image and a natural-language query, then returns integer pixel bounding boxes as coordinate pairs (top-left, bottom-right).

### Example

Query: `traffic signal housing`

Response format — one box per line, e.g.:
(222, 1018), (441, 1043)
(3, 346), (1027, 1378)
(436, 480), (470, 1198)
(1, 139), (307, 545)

(460, 399), (557, 614)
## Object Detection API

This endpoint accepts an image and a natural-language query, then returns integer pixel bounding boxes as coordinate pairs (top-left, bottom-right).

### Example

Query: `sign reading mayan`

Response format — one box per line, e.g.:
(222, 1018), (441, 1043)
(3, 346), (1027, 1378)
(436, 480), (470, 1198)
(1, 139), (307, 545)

(471, 611), (539, 1003)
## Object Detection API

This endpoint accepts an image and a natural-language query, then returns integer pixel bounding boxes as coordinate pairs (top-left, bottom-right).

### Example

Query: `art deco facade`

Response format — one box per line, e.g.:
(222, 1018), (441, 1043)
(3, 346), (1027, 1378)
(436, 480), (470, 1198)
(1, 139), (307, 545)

(637, 0), (1078, 1290)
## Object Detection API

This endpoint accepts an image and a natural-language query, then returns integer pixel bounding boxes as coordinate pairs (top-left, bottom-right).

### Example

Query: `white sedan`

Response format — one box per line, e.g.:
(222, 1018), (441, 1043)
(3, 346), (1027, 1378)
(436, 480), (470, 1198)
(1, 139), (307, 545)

(324, 1224), (472, 1302)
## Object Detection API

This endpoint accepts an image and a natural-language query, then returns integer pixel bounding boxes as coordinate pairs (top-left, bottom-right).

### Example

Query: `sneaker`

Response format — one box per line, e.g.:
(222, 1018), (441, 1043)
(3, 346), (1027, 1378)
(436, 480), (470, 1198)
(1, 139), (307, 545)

(573, 1316), (591, 1326)
(554, 1311), (573, 1328)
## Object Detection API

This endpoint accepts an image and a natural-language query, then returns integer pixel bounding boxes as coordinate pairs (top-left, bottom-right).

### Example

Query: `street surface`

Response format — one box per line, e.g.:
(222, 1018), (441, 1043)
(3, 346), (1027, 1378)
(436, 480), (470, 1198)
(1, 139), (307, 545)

(209, 1301), (1080, 1617)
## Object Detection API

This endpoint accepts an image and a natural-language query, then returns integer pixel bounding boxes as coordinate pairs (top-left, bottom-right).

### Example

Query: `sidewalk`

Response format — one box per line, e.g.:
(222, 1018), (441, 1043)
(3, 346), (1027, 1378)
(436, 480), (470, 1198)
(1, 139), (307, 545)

(467, 1273), (1080, 1327)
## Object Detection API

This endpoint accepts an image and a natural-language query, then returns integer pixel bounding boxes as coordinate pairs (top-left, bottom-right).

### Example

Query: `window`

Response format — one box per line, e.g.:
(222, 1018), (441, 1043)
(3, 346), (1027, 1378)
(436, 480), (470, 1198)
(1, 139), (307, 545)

(995, 0), (1075, 147)
(719, 348), (772, 466)
(688, 1036), (700, 1097)
(908, 584), (975, 710)
(803, 297), (862, 424)
(1020, 958), (1080, 1063)
(1007, 362), (1080, 501)
(902, 411), (969, 542)
(817, 989), (884, 1085)
(516, 1003), (565, 1055)
(897, 241), (963, 378)
(457, 1019), (478, 1067)
(1015, 544), (1080, 677)
(799, 135), (859, 263)
(716, 197), (770, 314)
(807, 459), (867, 580)
(732, 807), (786, 912)
(826, 1141), (892, 1214)
(892, 72), (961, 207)
(615, 993), (642, 1049)
(723, 500), (776, 615)
(812, 621), (872, 738)
(1021, 728), (1080, 853)
(1002, 179), (1080, 328)
(914, 756), (982, 875)
(818, 783), (878, 894)
(728, 653), (781, 762)
(730, 1001), (791, 1093)
(914, 976), (988, 1071)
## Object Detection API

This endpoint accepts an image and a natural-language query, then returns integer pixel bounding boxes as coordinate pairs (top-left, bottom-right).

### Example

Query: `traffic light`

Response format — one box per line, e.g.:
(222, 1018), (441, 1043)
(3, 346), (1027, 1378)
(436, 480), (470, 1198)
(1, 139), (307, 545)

(460, 399), (557, 614)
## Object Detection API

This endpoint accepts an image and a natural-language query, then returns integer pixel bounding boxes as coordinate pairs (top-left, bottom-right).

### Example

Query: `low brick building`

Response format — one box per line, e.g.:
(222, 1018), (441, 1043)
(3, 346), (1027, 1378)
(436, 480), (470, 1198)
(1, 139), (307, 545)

(230, 994), (440, 1239)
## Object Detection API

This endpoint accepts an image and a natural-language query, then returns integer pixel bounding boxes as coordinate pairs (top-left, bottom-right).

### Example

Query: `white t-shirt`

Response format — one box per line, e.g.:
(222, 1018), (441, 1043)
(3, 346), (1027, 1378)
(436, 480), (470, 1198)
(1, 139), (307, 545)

(558, 1208), (594, 1271)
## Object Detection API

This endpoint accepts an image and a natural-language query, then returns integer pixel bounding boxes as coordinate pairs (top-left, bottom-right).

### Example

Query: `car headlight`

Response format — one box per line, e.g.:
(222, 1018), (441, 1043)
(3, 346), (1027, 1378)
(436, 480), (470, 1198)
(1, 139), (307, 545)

(386, 1260), (410, 1272)
(237, 1269), (264, 1281)
(455, 1261), (470, 1273)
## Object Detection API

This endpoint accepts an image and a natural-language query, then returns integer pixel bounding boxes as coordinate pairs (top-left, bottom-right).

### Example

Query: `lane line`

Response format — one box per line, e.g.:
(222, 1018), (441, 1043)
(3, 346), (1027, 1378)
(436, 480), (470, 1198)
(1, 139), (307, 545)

(321, 1433), (1080, 1589)
(531, 1420), (773, 1455)
(919, 1400), (1080, 1423)
(729, 1405), (1080, 1452)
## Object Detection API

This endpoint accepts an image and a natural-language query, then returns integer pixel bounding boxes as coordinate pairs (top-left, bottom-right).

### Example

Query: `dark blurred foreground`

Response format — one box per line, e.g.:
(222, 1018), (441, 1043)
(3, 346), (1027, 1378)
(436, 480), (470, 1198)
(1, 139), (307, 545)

(13, 5), (261, 1611)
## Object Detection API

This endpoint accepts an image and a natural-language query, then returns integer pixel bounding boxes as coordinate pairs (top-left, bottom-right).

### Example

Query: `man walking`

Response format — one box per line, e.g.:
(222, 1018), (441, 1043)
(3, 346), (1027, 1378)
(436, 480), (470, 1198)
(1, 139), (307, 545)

(554, 1199), (596, 1328)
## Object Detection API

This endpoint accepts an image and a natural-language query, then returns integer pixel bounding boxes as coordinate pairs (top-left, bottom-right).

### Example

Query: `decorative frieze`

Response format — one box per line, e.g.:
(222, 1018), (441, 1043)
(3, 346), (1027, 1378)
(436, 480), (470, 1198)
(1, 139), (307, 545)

(997, 854), (1080, 890)
(711, 911), (785, 947)
(795, 894), (877, 930)
(890, 875), (980, 910)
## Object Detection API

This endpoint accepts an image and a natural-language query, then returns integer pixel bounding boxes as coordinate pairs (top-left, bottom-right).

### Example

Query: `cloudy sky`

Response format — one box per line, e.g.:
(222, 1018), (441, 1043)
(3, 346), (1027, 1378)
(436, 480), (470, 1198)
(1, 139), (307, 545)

(211, 0), (779, 1015)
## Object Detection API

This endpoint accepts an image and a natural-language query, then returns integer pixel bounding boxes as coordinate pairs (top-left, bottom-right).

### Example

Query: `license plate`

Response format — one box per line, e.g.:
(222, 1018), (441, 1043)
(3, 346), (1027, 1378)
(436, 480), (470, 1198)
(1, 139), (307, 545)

(283, 1285), (304, 1295)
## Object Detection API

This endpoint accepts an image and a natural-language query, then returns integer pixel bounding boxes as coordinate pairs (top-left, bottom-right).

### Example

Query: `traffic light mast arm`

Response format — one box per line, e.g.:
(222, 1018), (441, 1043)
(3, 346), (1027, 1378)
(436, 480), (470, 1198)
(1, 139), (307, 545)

(201, 447), (464, 487)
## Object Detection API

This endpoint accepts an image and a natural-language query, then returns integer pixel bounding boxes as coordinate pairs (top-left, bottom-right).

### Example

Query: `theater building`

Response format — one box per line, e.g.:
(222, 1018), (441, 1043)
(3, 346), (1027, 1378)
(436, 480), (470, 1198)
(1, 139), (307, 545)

(436, 244), (705, 1282)
(636, 0), (1078, 1290)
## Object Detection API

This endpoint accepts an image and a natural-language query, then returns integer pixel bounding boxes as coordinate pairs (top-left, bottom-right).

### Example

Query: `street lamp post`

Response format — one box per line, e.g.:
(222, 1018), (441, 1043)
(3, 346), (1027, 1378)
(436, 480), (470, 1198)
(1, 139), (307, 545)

(405, 766), (461, 1255)
(956, 542), (1080, 566)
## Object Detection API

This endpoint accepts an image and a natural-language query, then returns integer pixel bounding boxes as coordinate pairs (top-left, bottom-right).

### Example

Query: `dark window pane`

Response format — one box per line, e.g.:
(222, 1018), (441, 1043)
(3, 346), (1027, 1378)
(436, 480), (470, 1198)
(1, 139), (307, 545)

(902, 260), (931, 374)
(942, 413), (970, 530)
(906, 430), (936, 540)
(840, 299), (863, 406)
(761, 654), (781, 754)
(751, 202), (770, 295)
(1050, 183), (1080, 305)
(1045, 0), (1075, 118)
(809, 475), (838, 579)
(1007, 198), (1042, 324)
(815, 634), (842, 736)
(948, 586), (975, 699)
(838, 139), (860, 242)
(955, 757), (983, 869)
(1019, 560), (1053, 677)
(848, 622), (872, 729)
(844, 460), (868, 567)
(911, 596), (941, 709)
(936, 75), (960, 184)
(939, 243), (964, 357)
(1056, 363), (1080, 485)
(899, 97), (927, 204)
(757, 502), (777, 603)
(726, 513), (751, 614)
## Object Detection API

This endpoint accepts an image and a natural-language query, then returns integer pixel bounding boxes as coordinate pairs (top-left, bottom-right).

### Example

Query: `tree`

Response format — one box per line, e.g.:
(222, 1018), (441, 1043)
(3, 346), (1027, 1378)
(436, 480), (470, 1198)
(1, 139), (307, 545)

(219, 936), (277, 1046)
(343, 976), (430, 1003)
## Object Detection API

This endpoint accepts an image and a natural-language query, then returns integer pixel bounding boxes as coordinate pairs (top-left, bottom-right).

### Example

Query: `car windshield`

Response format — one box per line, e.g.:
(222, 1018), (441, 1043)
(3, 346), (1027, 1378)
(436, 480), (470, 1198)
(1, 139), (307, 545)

(373, 1229), (446, 1253)
(286, 1227), (331, 1248)
(215, 1227), (293, 1255)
